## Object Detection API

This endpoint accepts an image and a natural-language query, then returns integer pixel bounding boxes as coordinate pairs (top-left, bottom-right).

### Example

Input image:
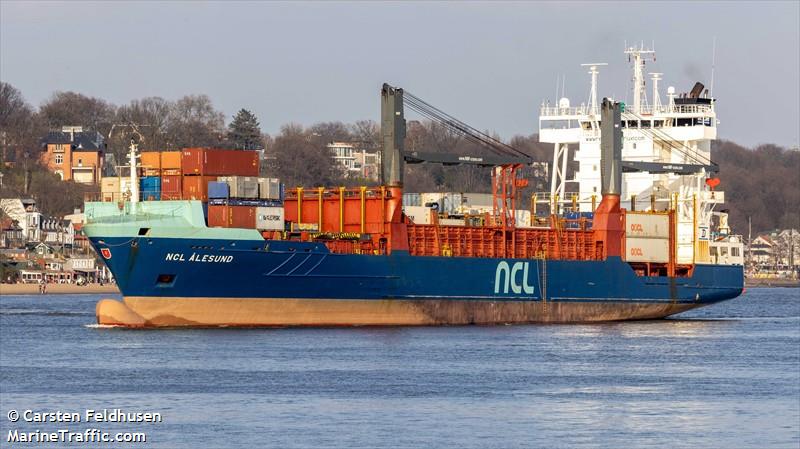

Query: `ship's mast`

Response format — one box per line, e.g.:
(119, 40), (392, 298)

(581, 63), (608, 116)
(650, 72), (663, 111)
(128, 139), (139, 206)
(624, 44), (655, 113)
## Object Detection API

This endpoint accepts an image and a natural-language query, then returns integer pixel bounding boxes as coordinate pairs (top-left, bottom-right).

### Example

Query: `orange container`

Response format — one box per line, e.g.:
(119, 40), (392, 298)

(181, 148), (259, 177)
(161, 175), (182, 200)
(207, 204), (256, 229)
(140, 152), (161, 171)
(181, 175), (217, 201)
(161, 151), (182, 169)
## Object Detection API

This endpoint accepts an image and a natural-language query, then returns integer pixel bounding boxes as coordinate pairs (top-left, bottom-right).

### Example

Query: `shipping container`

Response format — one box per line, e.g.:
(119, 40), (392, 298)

(625, 212), (670, 238)
(461, 193), (494, 207)
(420, 192), (463, 214)
(403, 206), (434, 224)
(140, 176), (161, 201)
(161, 175), (182, 200)
(182, 175), (217, 201)
(208, 181), (230, 199)
(100, 177), (120, 202)
(255, 206), (285, 230)
(207, 204), (256, 229)
(140, 152), (161, 171)
(101, 177), (120, 193)
(161, 151), (182, 169)
(625, 237), (670, 263)
(181, 148), (259, 177)
(218, 176), (259, 198)
(403, 193), (421, 207)
(258, 178), (281, 200)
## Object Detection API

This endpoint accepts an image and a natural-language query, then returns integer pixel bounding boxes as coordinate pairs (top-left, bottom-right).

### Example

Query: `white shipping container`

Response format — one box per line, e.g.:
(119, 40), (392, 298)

(258, 178), (281, 200)
(462, 193), (494, 207)
(403, 206), (434, 224)
(439, 218), (465, 226)
(625, 212), (670, 238)
(625, 237), (670, 263)
(255, 206), (284, 230)
(420, 192), (463, 214)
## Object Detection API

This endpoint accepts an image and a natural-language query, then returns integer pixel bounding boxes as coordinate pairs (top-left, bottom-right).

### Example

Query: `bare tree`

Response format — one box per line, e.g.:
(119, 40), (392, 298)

(167, 95), (225, 148)
(39, 91), (116, 137)
(0, 82), (46, 194)
(272, 124), (338, 188)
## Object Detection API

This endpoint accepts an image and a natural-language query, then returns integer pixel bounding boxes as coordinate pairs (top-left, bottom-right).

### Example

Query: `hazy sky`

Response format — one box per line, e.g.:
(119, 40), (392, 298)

(1, 1), (798, 148)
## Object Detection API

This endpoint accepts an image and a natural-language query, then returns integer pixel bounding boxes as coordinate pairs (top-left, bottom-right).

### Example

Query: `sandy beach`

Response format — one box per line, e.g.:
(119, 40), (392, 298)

(0, 283), (120, 296)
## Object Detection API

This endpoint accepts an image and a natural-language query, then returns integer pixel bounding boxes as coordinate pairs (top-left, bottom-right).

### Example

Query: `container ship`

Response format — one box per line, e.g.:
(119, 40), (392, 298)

(85, 47), (744, 327)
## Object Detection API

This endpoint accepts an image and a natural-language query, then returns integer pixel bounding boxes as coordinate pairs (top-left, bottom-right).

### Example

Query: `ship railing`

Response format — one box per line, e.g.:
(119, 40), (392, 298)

(539, 105), (590, 117)
(540, 104), (714, 119)
(85, 191), (160, 203)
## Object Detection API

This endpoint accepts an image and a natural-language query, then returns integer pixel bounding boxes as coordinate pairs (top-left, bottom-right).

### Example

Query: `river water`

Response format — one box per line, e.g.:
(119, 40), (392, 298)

(1, 288), (798, 448)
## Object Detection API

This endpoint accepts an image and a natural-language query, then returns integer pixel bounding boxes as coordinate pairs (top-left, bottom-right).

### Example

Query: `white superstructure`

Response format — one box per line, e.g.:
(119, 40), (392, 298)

(538, 43), (741, 265)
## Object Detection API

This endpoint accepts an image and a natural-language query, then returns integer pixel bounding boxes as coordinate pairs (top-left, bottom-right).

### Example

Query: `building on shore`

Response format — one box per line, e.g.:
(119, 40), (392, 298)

(0, 198), (108, 284)
(327, 142), (381, 181)
(39, 126), (105, 184)
(746, 229), (800, 278)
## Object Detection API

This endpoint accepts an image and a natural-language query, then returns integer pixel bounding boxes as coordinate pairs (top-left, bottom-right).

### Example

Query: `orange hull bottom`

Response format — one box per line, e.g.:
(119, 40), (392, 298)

(96, 297), (698, 328)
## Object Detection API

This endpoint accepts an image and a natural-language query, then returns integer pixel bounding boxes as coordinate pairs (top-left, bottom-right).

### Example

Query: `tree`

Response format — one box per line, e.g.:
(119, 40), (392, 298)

(271, 124), (338, 187)
(167, 95), (225, 148)
(0, 82), (46, 194)
(39, 91), (116, 137)
(227, 109), (263, 150)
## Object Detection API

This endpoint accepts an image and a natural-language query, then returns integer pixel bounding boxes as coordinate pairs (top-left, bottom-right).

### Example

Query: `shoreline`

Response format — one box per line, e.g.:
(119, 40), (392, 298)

(0, 283), (120, 296)
(746, 278), (800, 288)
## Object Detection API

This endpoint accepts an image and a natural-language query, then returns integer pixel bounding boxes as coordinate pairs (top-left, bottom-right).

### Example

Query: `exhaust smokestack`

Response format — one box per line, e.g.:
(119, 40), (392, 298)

(600, 98), (622, 196)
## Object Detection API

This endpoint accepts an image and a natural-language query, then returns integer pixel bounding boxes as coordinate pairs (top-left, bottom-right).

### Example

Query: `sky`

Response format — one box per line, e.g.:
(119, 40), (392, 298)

(1, 1), (798, 148)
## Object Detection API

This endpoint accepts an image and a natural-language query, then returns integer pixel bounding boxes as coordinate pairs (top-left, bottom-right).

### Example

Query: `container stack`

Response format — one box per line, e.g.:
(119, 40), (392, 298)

(207, 176), (284, 230)
(139, 151), (183, 200)
(180, 148), (259, 201)
(140, 176), (161, 201)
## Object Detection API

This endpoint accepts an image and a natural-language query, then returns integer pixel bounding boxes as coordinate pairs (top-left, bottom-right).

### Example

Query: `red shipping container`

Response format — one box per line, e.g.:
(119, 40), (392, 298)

(207, 205), (256, 229)
(182, 175), (217, 201)
(161, 175), (183, 200)
(181, 148), (259, 177)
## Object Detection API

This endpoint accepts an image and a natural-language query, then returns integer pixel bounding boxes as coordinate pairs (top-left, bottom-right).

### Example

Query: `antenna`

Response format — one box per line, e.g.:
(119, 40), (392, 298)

(650, 72), (663, 111)
(581, 63), (608, 115)
(710, 36), (717, 98)
(624, 44), (656, 113)
(561, 74), (566, 99)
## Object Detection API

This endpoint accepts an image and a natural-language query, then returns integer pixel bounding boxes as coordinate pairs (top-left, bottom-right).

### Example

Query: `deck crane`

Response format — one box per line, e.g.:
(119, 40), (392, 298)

(381, 83), (534, 229)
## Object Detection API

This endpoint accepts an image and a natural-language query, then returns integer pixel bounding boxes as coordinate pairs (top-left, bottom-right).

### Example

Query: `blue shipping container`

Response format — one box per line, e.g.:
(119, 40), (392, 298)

(208, 181), (230, 199)
(140, 176), (161, 201)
